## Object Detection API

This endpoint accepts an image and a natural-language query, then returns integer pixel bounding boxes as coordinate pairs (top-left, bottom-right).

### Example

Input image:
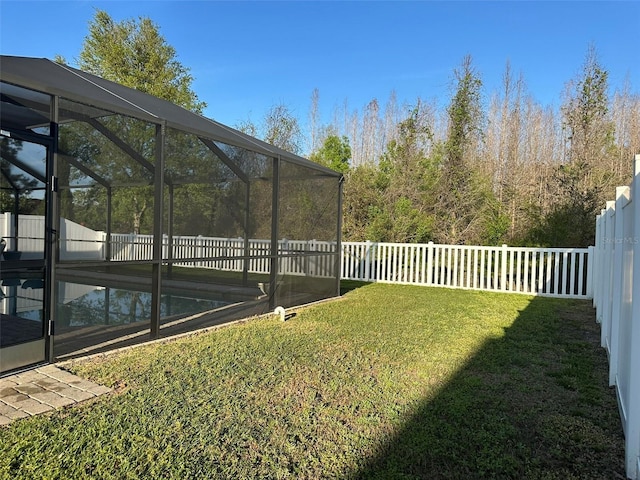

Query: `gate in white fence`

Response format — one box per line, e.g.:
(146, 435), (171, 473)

(593, 154), (640, 480)
(342, 241), (592, 298)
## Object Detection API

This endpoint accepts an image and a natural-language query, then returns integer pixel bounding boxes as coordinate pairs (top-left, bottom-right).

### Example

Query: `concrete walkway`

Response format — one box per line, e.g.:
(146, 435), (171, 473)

(0, 364), (111, 426)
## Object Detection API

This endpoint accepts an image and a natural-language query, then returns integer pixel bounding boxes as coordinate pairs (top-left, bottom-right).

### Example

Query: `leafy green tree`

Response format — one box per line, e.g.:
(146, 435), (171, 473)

(444, 55), (484, 174)
(562, 45), (612, 169)
(59, 10), (211, 235)
(435, 55), (496, 244)
(263, 103), (303, 155)
(531, 46), (615, 247)
(309, 134), (351, 173)
(78, 10), (205, 113)
(378, 104), (437, 243)
(343, 104), (437, 243)
(342, 164), (385, 241)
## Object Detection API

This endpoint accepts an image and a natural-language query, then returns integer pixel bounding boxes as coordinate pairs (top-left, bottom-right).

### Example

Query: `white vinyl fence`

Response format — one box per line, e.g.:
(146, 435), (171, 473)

(109, 234), (338, 277)
(0, 213), (45, 260)
(592, 154), (640, 479)
(2, 214), (592, 298)
(0, 213), (105, 261)
(342, 241), (592, 298)
(106, 234), (591, 297)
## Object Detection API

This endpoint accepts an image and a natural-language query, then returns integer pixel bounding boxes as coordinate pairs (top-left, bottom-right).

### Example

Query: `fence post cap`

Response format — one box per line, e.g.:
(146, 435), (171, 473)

(615, 186), (630, 200)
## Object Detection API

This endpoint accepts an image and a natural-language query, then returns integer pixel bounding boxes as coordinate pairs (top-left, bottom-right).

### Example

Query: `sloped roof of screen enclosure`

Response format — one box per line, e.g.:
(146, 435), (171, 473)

(0, 55), (341, 181)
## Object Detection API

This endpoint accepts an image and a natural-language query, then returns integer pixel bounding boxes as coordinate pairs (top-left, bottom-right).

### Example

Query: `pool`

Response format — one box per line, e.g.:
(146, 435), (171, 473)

(1, 276), (230, 331)
(57, 282), (230, 328)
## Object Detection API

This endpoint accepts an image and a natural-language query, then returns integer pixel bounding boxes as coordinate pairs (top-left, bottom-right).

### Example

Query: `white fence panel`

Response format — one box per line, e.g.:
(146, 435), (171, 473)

(0, 212), (44, 260)
(341, 241), (590, 298)
(105, 234), (338, 278)
(593, 154), (640, 479)
(60, 220), (106, 261)
(1, 214), (106, 261)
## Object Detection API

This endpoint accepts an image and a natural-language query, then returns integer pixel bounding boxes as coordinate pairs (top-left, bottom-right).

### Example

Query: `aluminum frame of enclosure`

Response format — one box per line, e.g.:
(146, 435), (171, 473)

(0, 56), (342, 373)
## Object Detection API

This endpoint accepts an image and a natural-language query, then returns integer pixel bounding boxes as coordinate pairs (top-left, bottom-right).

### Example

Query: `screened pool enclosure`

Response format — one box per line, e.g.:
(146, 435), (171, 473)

(0, 56), (343, 374)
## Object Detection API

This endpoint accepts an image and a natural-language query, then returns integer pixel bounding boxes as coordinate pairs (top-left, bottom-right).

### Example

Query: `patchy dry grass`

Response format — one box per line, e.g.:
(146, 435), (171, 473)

(0, 284), (625, 479)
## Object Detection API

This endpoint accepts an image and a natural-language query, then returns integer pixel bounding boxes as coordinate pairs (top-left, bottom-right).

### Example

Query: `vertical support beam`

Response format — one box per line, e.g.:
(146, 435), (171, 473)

(243, 182), (250, 286)
(269, 156), (280, 310)
(46, 95), (59, 363)
(167, 183), (174, 277)
(150, 122), (165, 339)
(335, 176), (344, 296)
(12, 193), (19, 251)
(105, 186), (112, 260)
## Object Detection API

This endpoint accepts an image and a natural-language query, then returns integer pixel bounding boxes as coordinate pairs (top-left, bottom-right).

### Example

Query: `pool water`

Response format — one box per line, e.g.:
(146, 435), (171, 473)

(2, 277), (230, 332)
(57, 283), (229, 328)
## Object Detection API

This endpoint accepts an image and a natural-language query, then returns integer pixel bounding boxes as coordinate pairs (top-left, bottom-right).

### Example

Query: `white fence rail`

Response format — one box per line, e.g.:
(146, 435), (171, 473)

(342, 241), (592, 298)
(593, 154), (640, 479)
(109, 234), (338, 277)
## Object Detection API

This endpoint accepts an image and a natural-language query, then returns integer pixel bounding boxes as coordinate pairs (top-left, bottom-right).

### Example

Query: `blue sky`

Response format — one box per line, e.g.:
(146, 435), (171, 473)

(1, 1), (638, 130)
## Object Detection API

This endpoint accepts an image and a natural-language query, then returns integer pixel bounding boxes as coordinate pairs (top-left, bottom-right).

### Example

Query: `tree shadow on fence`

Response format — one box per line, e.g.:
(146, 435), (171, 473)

(352, 297), (625, 480)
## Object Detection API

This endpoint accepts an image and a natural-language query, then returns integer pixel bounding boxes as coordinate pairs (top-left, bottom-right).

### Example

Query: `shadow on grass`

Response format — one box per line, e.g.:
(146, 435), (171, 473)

(340, 280), (372, 295)
(353, 297), (625, 480)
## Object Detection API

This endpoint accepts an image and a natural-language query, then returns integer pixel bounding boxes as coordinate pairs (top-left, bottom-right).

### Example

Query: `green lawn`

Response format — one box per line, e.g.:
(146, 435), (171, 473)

(0, 284), (625, 479)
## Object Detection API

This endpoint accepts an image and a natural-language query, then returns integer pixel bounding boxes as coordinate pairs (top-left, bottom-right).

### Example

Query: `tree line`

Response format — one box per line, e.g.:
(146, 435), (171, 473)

(246, 48), (639, 247)
(57, 11), (639, 248)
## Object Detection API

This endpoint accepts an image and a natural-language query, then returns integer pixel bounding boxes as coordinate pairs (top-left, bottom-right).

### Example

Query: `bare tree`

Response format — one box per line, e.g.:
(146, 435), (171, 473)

(308, 88), (321, 154)
(382, 90), (400, 149)
(612, 77), (640, 182)
(361, 99), (381, 164)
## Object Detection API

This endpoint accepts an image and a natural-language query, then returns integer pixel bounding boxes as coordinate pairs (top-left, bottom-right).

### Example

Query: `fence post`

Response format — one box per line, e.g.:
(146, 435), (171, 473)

(595, 208), (607, 317)
(592, 219), (599, 305)
(500, 243), (508, 290)
(127, 233), (134, 261)
(601, 201), (616, 348)
(625, 155), (640, 479)
(609, 186), (629, 385)
(365, 240), (372, 281)
(587, 245), (595, 300)
(426, 241), (433, 286)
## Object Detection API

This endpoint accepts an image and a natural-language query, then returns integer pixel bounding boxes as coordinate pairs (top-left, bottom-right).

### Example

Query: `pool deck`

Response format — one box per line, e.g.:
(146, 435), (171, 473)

(0, 364), (111, 426)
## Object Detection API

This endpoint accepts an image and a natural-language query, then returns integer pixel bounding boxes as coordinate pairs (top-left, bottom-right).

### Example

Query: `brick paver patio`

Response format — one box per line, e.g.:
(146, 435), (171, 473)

(0, 365), (111, 426)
